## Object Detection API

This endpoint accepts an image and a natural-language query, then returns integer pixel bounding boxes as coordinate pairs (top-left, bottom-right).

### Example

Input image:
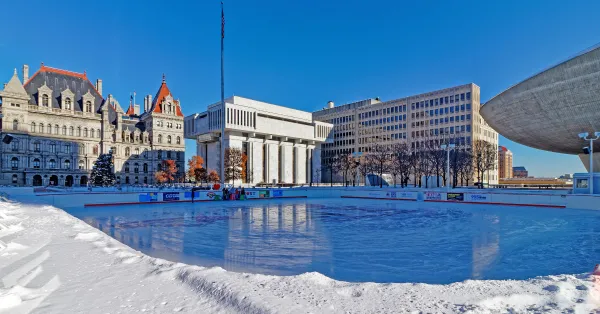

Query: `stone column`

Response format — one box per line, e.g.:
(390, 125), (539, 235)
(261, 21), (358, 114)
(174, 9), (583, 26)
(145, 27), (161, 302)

(280, 143), (293, 183)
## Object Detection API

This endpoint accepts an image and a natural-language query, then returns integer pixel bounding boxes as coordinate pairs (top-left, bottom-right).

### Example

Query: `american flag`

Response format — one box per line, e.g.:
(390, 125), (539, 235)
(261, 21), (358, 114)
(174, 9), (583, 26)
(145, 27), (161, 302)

(221, 2), (225, 39)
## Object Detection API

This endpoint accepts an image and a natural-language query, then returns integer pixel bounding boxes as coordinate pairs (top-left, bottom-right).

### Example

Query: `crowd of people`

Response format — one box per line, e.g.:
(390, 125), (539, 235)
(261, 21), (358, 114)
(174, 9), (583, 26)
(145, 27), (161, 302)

(222, 186), (246, 200)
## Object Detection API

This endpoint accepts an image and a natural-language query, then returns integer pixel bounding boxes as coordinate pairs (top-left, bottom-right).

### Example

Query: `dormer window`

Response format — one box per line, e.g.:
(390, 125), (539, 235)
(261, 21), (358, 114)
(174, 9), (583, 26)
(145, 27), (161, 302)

(42, 94), (49, 106)
(61, 88), (75, 111)
(85, 101), (92, 112)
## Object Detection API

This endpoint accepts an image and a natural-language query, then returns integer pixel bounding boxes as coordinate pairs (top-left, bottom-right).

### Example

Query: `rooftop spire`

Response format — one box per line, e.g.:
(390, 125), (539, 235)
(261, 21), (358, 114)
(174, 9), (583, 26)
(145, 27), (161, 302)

(162, 73), (166, 82)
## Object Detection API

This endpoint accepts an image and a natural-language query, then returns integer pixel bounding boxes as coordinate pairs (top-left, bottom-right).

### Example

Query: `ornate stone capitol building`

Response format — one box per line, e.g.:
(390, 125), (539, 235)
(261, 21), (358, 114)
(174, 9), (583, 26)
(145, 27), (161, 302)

(0, 64), (185, 186)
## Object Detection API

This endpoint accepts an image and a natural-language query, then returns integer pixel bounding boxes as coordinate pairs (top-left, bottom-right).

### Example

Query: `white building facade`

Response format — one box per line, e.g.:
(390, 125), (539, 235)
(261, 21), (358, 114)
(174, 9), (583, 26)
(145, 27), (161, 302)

(184, 96), (332, 185)
(312, 83), (499, 185)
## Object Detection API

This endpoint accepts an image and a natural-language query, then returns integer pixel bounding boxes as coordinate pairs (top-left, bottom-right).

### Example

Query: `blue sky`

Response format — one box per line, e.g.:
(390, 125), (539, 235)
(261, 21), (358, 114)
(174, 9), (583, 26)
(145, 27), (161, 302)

(2, 0), (599, 177)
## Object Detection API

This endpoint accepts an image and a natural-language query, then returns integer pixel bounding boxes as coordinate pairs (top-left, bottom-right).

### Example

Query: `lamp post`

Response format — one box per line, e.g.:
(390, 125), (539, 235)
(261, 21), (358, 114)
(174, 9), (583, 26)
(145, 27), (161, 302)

(579, 132), (600, 194)
(440, 143), (456, 191)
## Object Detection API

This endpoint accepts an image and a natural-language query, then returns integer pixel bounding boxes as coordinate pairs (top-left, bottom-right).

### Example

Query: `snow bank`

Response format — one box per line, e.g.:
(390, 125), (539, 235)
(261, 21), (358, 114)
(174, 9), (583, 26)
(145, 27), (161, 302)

(0, 198), (599, 313)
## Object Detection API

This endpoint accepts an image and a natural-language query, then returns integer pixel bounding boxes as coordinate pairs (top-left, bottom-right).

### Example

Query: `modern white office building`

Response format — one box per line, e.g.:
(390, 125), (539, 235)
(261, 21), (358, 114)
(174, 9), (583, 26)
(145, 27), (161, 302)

(184, 96), (332, 185)
(312, 83), (499, 185)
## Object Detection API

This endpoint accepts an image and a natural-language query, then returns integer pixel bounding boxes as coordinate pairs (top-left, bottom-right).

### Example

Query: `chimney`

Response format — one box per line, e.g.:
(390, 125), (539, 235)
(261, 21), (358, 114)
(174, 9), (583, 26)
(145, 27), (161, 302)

(145, 95), (152, 112)
(134, 104), (140, 115)
(23, 65), (29, 83)
(95, 79), (103, 96)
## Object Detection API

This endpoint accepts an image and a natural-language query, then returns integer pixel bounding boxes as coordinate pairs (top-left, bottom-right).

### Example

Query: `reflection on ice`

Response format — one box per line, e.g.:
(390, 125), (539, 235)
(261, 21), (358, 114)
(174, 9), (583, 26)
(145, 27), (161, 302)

(69, 198), (600, 284)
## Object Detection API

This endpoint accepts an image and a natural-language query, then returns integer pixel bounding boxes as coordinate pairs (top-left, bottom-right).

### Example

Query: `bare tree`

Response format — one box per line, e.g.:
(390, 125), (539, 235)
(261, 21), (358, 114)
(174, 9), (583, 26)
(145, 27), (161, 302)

(370, 143), (392, 188)
(472, 140), (487, 186)
(224, 147), (244, 184)
(429, 145), (446, 188)
(483, 143), (497, 186)
(420, 144), (434, 188)
(458, 147), (474, 187)
(337, 153), (357, 186)
(357, 155), (373, 186)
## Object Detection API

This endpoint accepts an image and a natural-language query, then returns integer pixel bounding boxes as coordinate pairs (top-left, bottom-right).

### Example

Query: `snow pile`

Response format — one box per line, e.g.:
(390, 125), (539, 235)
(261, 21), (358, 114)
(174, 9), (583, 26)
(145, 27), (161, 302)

(1, 198), (599, 313)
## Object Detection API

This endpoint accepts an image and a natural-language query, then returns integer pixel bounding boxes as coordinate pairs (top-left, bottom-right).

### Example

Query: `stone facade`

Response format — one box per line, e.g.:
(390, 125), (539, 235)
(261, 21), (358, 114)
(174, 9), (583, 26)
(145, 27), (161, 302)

(0, 64), (185, 186)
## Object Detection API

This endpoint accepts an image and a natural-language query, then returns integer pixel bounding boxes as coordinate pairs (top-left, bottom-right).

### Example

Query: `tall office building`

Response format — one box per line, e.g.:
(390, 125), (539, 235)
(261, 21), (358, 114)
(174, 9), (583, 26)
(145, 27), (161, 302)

(312, 83), (499, 185)
(498, 146), (513, 179)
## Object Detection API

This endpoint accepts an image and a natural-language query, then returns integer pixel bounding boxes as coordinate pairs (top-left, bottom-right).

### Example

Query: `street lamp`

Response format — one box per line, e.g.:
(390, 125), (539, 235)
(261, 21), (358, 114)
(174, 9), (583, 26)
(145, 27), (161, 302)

(578, 132), (600, 194)
(440, 143), (456, 191)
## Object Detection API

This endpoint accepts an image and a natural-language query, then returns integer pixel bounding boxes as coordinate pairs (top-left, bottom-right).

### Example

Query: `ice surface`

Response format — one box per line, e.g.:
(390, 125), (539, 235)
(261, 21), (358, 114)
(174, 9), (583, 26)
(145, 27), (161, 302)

(0, 197), (599, 313)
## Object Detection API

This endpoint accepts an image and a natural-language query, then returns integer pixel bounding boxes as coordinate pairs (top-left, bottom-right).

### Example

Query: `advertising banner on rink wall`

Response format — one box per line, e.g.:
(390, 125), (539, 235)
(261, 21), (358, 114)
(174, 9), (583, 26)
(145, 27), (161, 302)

(466, 193), (489, 202)
(446, 192), (464, 201)
(163, 192), (181, 202)
(424, 191), (443, 201)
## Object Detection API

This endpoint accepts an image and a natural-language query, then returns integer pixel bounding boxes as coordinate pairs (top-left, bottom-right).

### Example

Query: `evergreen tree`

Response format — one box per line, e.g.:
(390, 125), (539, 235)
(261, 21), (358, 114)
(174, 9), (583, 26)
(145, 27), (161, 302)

(90, 151), (116, 186)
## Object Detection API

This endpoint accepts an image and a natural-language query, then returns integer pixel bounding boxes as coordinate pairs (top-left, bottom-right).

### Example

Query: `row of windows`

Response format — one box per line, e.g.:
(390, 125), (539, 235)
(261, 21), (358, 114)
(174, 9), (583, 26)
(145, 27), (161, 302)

(411, 104), (471, 120)
(412, 125), (472, 138)
(360, 114), (408, 127)
(39, 94), (95, 112)
(411, 114), (472, 128)
(28, 122), (100, 138)
(411, 92), (471, 110)
(155, 120), (182, 129)
(227, 108), (255, 128)
(156, 134), (182, 145)
(9, 140), (99, 155)
(10, 157), (85, 170)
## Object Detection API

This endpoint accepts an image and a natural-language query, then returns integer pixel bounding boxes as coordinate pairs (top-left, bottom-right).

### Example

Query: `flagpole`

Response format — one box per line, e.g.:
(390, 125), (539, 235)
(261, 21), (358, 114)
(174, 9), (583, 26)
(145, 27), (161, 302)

(220, 1), (226, 184)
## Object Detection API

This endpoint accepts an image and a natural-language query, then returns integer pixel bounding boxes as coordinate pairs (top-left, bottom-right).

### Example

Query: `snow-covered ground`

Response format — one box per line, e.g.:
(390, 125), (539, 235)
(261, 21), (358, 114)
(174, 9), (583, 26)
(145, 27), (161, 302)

(1, 198), (599, 313)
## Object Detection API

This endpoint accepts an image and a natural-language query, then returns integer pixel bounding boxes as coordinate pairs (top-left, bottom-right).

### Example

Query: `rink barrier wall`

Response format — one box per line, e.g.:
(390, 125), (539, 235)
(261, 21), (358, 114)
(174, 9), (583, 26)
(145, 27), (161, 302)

(7, 186), (600, 210)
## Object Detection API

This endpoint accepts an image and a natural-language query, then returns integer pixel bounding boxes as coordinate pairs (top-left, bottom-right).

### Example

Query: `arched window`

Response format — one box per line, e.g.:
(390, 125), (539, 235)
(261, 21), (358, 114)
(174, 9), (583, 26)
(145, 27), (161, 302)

(40, 124), (44, 133)
(130, 133), (134, 143)
(158, 134), (162, 143)
(62, 125), (67, 135)
(65, 98), (72, 110)
(63, 159), (70, 169)
(167, 135), (172, 144)
(54, 124), (59, 134)
(31, 122), (36, 133)
(143, 163), (148, 173)
(48, 159), (56, 169)
(33, 158), (40, 169)
(12, 119), (18, 131)
(10, 157), (18, 169)
(97, 129), (101, 138)
(90, 129), (95, 138)
(134, 163), (139, 173)
(83, 128), (88, 137)
(124, 163), (130, 173)
(42, 94), (49, 106)
(79, 160), (84, 170)
(85, 101), (92, 112)
(176, 136), (181, 145)
(47, 124), (51, 134)
(77, 127), (81, 137)
(69, 126), (74, 136)
(125, 147), (130, 156)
